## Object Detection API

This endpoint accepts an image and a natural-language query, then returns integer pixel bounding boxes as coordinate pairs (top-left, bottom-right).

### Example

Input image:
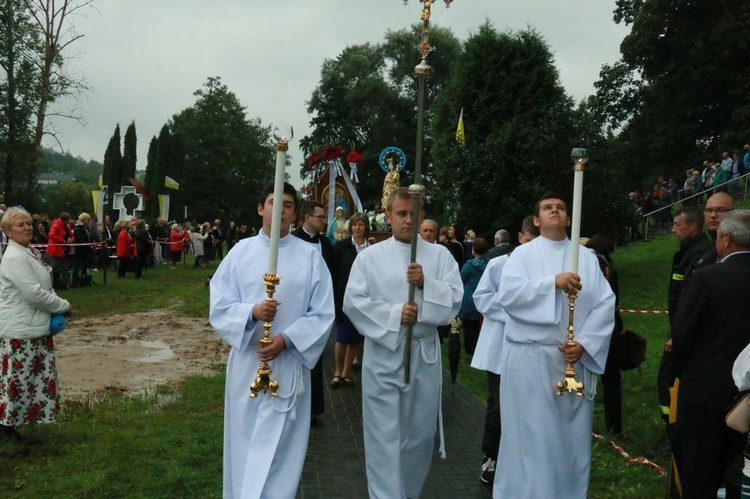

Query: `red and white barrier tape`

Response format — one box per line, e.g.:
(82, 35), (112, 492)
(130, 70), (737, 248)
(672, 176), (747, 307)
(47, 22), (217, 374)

(619, 309), (668, 315)
(592, 432), (668, 475)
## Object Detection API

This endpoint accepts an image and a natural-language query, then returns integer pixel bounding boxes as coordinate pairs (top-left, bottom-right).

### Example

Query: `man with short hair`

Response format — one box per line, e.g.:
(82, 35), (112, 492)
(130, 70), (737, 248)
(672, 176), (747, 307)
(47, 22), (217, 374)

(344, 187), (462, 498)
(471, 215), (539, 485)
(657, 206), (712, 428)
(494, 193), (615, 498)
(292, 200), (334, 421)
(721, 151), (733, 173)
(672, 210), (750, 498)
(686, 192), (734, 276)
(209, 182), (334, 498)
(486, 229), (512, 259)
(419, 219), (439, 243)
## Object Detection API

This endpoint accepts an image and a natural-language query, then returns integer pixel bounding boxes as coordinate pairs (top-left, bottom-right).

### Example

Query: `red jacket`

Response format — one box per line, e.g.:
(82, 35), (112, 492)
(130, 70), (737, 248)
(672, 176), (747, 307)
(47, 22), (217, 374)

(117, 229), (133, 259)
(170, 230), (186, 252)
(45, 218), (69, 258)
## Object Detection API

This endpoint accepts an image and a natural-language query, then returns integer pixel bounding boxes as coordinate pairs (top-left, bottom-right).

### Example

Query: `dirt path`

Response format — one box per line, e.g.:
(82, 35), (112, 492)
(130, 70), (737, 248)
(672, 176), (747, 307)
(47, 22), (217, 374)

(54, 309), (229, 399)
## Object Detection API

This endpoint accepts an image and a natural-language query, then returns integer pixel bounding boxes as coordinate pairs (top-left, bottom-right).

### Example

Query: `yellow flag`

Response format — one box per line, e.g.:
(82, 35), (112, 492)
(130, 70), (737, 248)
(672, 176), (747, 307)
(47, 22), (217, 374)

(455, 107), (465, 147)
(98, 173), (103, 188)
(164, 175), (180, 190)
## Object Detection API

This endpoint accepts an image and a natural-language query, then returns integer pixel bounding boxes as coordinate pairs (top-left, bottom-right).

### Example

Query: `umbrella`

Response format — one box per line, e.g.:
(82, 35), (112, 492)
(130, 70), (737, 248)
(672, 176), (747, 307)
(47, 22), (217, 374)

(448, 317), (462, 388)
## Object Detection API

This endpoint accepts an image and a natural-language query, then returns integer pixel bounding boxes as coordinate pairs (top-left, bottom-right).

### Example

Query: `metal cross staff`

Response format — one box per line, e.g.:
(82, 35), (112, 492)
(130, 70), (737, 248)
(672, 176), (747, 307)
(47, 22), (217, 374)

(402, 0), (456, 383)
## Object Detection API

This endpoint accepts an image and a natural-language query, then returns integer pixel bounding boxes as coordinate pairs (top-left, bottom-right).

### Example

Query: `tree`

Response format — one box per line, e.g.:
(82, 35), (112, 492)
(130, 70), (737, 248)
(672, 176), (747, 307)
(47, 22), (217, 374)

(101, 124), (121, 219)
(167, 76), (274, 223)
(143, 135), (158, 218)
(0, 0), (38, 205)
(594, 0), (750, 182)
(301, 25), (461, 210)
(122, 121), (137, 180)
(23, 0), (94, 198)
(431, 25), (575, 237)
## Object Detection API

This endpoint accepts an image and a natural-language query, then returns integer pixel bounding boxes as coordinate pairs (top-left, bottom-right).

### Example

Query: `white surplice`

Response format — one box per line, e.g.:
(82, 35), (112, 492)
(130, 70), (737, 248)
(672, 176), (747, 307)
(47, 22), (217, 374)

(209, 231), (334, 499)
(343, 236), (462, 499)
(494, 236), (614, 499)
(471, 254), (510, 375)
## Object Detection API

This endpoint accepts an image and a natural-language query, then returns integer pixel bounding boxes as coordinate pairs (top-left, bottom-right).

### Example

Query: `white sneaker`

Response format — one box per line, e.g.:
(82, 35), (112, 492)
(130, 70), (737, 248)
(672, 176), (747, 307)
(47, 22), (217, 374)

(480, 457), (496, 484)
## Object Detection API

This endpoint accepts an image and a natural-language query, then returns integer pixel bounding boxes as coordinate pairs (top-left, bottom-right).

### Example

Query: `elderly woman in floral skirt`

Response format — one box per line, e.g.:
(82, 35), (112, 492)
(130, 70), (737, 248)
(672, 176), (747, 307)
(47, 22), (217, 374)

(0, 207), (71, 439)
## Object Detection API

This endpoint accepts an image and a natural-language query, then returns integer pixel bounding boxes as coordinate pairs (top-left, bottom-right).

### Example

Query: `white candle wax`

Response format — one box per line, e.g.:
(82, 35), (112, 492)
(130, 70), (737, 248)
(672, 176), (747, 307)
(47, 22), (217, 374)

(568, 168), (584, 273)
(267, 141), (287, 274)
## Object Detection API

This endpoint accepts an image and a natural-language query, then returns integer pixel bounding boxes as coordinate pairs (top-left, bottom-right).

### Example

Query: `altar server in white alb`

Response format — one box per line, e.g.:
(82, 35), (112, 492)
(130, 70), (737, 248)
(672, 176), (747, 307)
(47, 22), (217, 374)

(209, 182), (334, 499)
(344, 187), (463, 499)
(494, 193), (615, 499)
(470, 216), (538, 486)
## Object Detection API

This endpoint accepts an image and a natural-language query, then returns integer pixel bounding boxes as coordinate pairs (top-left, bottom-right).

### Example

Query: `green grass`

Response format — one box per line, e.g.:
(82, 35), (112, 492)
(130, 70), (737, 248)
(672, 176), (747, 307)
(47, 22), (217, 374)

(1, 233), (701, 497)
(61, 260), (213, 318)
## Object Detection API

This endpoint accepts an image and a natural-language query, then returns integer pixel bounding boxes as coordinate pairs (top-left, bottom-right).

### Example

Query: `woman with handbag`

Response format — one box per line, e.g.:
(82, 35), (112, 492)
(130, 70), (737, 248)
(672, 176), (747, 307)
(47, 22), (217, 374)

(0, 208), (72, 440)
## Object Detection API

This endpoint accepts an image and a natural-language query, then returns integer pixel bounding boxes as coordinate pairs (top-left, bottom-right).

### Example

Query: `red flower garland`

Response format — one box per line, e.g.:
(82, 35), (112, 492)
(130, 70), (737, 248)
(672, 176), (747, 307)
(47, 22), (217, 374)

(323, 146), (345, 161)
(346, 151), (364, 164)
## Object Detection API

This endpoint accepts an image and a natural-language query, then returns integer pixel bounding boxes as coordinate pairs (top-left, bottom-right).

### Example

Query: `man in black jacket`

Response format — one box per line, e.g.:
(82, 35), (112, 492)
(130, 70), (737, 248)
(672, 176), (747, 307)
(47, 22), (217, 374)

(672, 210), (750, 498)
(657, 206), (712, 423)
(292, 200), (333, 420)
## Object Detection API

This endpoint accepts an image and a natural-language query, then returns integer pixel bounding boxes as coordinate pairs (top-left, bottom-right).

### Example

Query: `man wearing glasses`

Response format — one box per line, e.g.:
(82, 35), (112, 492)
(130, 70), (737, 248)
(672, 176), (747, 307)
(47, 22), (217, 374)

(688, 191), (736, 275)
(292, 200), (334, 422)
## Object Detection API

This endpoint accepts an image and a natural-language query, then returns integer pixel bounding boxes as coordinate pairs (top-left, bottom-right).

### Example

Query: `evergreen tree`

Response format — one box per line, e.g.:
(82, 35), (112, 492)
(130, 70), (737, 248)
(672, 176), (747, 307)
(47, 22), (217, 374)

(431, 25), (575, 237)
(143, 135), (158, 218)
(122, 121), (137, 180)
(102, 124), (122, 219)
(151, 123), (171, 213)
(168, 77), (273, 223)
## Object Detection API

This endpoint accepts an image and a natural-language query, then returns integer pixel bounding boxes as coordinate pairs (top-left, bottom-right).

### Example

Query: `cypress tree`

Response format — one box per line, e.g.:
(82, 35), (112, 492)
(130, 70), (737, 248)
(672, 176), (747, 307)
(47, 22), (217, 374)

(122, 121), (137, 181)
(102, 124), (122, 219)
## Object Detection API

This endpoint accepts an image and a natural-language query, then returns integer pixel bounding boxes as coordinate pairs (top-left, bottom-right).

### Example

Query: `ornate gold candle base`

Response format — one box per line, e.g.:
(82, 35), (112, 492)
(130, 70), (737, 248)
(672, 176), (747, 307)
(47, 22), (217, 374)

(556, 293), (584, 396)
(250, 273), (281, 398)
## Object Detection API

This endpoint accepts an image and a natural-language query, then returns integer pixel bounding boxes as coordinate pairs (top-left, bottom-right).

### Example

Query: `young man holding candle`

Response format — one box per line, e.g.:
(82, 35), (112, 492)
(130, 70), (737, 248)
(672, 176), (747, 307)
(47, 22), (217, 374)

(493, 193), (614, 499)
(209, 181), (335, 498)
(343, 187), (463, 499)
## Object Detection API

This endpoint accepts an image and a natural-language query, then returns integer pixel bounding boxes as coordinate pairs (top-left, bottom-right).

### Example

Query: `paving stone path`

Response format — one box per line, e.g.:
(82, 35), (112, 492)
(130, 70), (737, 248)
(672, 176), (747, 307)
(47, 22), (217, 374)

(297, 336), (493, 499)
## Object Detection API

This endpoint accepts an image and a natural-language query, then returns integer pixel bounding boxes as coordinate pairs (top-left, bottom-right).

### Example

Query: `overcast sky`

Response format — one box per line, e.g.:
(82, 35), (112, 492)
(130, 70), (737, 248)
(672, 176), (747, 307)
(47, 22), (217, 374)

(51, 0), (629, 187)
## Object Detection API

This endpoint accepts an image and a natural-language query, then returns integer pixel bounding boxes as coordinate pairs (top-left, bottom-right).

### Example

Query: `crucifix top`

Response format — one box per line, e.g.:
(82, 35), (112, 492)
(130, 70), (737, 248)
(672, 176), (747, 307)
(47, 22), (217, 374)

(404, 0), (456, 72)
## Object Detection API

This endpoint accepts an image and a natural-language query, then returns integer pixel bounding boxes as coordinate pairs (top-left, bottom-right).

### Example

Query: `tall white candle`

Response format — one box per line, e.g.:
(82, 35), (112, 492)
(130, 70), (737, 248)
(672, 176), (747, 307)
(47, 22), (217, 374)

(267, 137), (288, 274)
(568, 165), (584, 273)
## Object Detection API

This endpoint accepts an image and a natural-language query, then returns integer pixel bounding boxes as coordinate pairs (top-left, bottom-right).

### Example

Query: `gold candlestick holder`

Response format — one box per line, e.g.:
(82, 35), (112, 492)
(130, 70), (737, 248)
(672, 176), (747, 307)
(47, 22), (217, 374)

(556, 292), (584, 396)
(250, 273), (281, 398)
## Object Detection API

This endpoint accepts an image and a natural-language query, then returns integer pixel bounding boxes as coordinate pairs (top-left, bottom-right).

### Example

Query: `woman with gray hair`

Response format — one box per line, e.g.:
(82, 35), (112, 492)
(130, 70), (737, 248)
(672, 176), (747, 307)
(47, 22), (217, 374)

(0, 208), (71, 439)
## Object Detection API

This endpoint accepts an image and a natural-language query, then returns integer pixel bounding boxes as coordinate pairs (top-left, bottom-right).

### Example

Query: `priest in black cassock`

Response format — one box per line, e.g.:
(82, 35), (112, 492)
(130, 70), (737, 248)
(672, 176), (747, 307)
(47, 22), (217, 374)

(292, 200), (334, 420)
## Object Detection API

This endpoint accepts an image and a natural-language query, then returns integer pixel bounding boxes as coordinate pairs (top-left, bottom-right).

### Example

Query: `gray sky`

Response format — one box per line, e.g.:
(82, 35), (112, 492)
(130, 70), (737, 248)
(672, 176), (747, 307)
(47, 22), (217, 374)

(51, 0), (629, 187)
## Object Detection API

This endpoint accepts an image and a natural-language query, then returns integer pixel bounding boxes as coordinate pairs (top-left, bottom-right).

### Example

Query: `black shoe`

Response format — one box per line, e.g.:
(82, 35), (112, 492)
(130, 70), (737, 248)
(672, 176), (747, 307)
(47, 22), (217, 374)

(480, 455), (496, 484)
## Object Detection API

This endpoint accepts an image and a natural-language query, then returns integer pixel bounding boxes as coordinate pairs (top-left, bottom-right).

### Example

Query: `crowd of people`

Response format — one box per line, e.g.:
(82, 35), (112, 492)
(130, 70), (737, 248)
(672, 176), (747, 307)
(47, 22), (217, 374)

(2, 175), (749, 498)
(0, 206), (264, 287)
(629, 145), (750, 241)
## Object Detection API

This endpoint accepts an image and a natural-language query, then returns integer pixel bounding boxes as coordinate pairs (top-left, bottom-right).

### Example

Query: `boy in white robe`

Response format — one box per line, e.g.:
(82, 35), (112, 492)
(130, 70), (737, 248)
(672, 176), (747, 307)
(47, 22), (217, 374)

(344, 187), (463, 499)
(494, 193), (615, 499)
(210, 182), (334, 499)
(470, 216), (538, 485)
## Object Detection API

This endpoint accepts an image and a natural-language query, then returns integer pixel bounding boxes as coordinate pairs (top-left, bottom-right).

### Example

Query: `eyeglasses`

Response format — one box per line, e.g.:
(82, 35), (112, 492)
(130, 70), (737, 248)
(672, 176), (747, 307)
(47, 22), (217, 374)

(704, 208), (733, 214)
(310, 215), (326, 220)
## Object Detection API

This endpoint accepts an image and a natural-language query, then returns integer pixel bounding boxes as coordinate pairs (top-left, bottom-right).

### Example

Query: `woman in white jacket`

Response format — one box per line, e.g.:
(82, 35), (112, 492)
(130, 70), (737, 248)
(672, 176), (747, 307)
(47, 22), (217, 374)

(0, 208), (71, 439)
(190, 223), (210, 268)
